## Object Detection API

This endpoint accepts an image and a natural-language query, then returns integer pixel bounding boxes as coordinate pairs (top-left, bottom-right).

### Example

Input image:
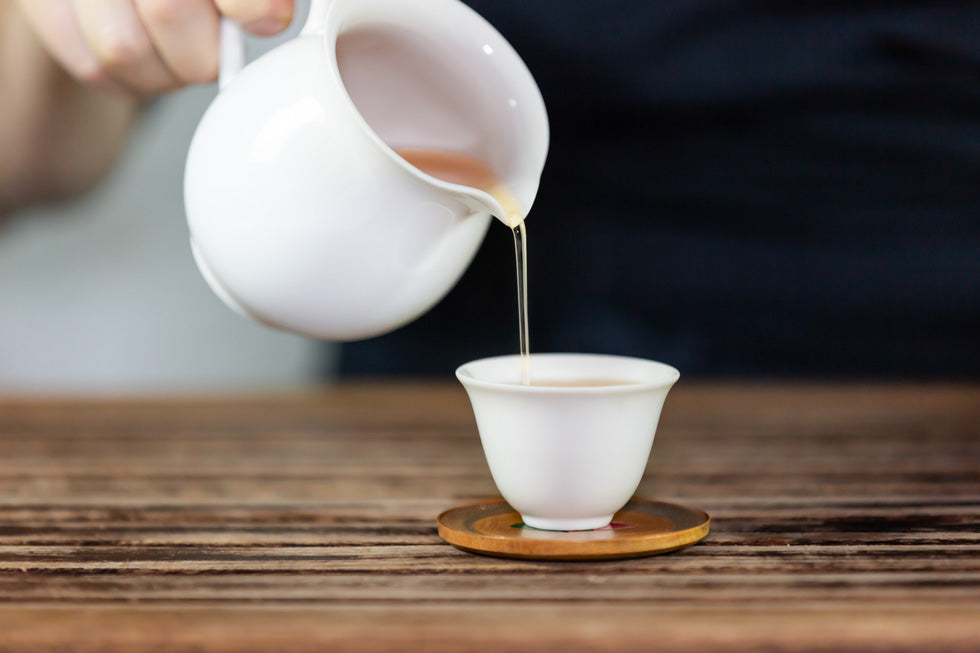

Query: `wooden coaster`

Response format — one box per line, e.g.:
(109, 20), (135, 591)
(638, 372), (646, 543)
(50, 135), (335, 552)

(437, 498), (709, 561)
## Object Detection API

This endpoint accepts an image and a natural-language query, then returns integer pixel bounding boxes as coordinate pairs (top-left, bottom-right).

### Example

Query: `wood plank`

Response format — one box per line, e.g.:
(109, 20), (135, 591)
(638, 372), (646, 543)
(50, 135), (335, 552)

(0, 605), (977, 653)
(0, 383), (977, 650)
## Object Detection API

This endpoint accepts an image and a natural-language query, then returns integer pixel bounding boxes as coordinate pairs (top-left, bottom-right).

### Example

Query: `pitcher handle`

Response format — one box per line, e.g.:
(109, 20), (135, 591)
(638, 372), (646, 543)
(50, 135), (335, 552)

(218, 0), (332, 89)
(218, 18), (246, 90)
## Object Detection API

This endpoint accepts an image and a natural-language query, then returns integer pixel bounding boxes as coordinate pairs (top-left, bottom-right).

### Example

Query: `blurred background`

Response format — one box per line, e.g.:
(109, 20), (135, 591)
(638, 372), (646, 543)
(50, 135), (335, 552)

(2, 0), (978, 393)
(341, 0), (980, 379)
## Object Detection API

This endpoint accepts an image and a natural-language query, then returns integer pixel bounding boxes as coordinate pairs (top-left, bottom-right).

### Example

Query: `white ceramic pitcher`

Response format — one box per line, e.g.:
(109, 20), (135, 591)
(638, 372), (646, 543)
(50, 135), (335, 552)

(184, 0), (548, 340)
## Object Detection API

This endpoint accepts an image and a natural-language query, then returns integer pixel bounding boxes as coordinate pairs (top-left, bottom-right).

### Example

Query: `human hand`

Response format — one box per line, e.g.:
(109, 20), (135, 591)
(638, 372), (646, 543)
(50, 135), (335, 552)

(14, 0), (295, 97)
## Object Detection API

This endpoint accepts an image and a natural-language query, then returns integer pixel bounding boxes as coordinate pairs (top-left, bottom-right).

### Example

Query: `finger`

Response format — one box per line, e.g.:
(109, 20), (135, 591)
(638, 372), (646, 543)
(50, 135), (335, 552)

(70, 0), (180, 96)
(134, 0), (220, 84)
(214, 0), (294, 36)
(14, 0), (120, 90)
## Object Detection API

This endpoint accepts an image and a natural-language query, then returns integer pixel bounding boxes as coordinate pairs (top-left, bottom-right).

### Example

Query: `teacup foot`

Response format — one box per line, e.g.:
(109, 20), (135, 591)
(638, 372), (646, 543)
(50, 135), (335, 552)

(521, 515), (613, 532)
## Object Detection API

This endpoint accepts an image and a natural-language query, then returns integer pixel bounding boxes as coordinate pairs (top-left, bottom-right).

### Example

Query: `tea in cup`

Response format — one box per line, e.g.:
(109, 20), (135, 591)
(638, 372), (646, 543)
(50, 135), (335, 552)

(456, 353), (679, 531)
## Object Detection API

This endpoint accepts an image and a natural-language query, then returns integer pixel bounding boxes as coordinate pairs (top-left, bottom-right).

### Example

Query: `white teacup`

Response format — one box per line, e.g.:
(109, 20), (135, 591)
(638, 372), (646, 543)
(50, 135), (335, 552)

(456, 353), (679, 531)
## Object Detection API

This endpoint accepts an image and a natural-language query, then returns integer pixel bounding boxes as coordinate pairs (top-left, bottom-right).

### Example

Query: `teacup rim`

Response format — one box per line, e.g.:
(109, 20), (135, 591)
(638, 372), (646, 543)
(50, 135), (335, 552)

(455, 352), (680, 393)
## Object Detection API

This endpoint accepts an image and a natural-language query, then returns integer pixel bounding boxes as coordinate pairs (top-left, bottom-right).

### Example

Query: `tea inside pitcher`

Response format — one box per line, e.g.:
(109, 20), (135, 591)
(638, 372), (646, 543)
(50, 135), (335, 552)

(394, 148), (531, 385)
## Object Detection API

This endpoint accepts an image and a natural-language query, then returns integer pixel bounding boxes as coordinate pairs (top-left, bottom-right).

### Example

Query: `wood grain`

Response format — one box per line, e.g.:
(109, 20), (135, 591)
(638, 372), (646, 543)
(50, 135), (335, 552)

(0, 382), (978, 651)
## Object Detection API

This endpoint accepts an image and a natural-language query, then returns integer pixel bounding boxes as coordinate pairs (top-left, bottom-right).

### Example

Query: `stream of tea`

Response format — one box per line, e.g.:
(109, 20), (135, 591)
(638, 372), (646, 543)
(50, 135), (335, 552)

(394, 148), (531, 384)
(512, 222), (529, 385)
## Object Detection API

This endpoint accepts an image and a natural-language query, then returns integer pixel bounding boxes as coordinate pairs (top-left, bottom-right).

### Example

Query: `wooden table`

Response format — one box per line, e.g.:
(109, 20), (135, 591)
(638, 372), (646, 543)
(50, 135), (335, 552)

(0, 383), (977, 651)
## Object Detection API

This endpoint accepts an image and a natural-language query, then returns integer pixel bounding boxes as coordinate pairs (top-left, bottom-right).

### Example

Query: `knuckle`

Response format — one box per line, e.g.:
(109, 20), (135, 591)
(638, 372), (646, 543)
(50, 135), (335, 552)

(94, 28), (152, 69)
(73, 58), (112, 86)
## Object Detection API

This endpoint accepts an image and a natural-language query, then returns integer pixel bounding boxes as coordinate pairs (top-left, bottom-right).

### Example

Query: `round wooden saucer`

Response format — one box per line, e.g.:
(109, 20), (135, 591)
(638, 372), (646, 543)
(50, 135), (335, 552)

(437, 498), (709, 561)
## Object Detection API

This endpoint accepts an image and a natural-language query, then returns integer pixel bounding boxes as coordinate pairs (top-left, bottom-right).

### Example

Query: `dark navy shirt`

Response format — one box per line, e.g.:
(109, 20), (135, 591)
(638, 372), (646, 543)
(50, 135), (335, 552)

(338, 1), (980, 378)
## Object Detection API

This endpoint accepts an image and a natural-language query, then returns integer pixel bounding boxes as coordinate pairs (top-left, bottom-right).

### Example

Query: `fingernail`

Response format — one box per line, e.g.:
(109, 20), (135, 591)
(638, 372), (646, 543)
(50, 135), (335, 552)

(243, 16), (290, 36)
